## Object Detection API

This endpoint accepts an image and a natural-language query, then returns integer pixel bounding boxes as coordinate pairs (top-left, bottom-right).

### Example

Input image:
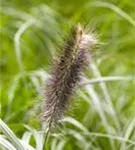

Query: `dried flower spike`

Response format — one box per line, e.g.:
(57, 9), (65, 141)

(42, 24), (97, 125)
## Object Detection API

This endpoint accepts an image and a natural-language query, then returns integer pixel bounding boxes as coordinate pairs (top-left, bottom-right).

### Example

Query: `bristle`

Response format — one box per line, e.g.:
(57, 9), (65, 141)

(41, 24), (97, 124)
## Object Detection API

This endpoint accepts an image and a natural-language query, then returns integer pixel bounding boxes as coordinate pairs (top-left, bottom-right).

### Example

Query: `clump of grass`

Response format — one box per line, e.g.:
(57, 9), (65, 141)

(1, 1), (135, 150)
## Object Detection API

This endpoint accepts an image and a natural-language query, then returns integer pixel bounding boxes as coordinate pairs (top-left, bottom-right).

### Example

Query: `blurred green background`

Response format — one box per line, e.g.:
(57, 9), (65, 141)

(0, 0), (135, 150)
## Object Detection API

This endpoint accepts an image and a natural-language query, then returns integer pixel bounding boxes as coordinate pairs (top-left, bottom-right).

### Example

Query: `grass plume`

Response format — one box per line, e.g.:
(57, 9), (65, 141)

(41, 24), (97, 149)
(41, 24), (97, 124)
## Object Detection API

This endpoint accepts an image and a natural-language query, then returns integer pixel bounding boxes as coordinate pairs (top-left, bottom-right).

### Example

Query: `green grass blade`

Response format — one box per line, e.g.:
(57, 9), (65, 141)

(0, 119), (24, 150)
(0, 135), (17, 150)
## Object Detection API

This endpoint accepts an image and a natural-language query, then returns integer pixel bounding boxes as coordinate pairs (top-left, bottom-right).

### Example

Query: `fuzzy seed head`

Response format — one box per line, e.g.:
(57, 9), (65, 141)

(41, 24), (97, 124)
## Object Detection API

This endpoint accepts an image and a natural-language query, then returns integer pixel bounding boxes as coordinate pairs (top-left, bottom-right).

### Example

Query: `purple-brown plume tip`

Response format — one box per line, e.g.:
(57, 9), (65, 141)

(41, 24), (97, 124)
